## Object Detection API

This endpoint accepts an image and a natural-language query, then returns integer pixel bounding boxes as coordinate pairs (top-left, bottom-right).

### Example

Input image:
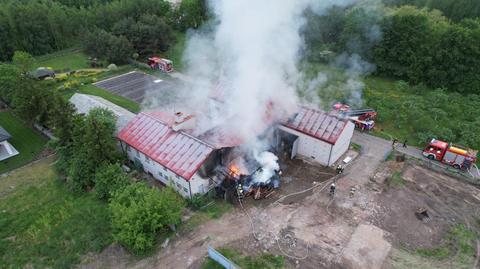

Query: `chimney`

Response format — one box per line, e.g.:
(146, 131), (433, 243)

(172, 112), (196, 131)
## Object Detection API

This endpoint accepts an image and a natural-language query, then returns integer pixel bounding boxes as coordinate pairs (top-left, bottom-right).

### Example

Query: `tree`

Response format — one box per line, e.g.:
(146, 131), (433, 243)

(83, 29), (134, 64)
(340, 6), (383, 60)
(112, 14), (174, 56)
(95, 163), (131, 200)
(174, 0), (207, 31)
(109, 183), (185, 253)
(66, 108), (118, 191)
(48, 92), (77, 146)
(11, 78), (51, 125)
(0, 64), (20, 104)
(12, 51), (35, 74)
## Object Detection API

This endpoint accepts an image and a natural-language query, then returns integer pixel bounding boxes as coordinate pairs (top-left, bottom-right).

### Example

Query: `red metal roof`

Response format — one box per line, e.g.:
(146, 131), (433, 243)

(117, 113), (214, 180)
(281, 107), (348, 145)
(199, 125), (245, 148)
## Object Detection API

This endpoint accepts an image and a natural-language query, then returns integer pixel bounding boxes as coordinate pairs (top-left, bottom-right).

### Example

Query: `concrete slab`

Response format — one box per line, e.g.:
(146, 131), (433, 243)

(340, 224), (392, 269)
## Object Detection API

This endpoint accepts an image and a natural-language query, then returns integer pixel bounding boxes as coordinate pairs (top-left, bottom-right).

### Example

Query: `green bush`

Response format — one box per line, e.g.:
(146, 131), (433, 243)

(109, 183), (185, 254)
(94, 163), (131, 201)
(63, 79), (81, 90)
(188, 193), (210, 210)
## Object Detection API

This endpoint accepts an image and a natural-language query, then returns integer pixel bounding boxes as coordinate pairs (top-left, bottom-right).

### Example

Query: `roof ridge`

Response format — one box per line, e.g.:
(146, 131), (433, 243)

(140, 112), (215, 149)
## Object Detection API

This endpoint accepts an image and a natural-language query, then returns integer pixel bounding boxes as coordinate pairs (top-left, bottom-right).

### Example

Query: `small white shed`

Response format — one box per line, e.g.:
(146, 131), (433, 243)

(279, 107), (354, 166)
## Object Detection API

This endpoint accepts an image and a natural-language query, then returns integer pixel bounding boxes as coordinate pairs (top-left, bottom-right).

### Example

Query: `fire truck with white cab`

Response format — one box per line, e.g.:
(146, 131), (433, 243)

(422, 139), (477, 170)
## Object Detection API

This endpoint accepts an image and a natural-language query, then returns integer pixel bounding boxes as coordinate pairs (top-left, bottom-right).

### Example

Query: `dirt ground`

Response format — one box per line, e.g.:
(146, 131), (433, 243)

(370, 161), (480, 250)
(78, 142), (480, 269)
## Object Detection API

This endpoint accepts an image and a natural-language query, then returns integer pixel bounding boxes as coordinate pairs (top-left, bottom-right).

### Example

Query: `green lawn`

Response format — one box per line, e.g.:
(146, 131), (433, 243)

(0, 157), (112, 269)
(0, 112), (48, 174)
(76, 84), (141, 113)
(35, 49), (89, 71)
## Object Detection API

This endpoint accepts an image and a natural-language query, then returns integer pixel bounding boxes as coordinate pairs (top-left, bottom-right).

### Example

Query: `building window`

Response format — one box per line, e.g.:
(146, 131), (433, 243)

(183, 187), (188, 193)
(176, 182), (181, 189)
(136, 150), (140, 157)
(145, 156), (150, 163)
(158, 172), (163, 178)
(126, 145), (131, 152)
(163, 167), (167, 172)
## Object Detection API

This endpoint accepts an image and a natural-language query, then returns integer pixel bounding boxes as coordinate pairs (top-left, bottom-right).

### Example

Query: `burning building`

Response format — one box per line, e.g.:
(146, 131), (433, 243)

(117, 111), (225, 199)
(116, 104), (354, 199)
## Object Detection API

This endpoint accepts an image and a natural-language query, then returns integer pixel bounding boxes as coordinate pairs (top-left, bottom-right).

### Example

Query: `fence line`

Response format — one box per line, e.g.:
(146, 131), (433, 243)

(402, 154), (480, 186)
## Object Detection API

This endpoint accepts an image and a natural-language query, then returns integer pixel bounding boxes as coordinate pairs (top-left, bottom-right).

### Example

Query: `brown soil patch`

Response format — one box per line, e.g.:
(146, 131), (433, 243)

(370, 161), (480, 250)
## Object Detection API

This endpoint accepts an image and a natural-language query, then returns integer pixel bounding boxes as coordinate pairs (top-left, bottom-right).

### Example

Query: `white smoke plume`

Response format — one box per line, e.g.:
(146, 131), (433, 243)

(252, 151), (280, 184)
(144, 0), (382, 172)
(179, 0), (371, 145)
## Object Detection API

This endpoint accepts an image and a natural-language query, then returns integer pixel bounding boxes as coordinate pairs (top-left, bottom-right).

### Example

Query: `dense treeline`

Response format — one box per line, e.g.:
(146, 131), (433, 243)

(303, 4), (480, 94)
(384, 0), (480, 22)
(374, 7), (480, 94)
(0, 0), (206, 62)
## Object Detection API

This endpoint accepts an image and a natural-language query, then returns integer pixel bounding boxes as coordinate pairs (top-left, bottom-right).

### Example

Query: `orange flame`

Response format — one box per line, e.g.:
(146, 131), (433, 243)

(229, 165), (240, 177)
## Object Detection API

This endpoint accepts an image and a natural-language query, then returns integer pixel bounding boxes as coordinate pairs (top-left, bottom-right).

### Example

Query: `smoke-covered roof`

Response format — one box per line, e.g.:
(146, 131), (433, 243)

(0, 126), (12, 142)
(282, 107), (348, 145)
(117, 112), (215, 180)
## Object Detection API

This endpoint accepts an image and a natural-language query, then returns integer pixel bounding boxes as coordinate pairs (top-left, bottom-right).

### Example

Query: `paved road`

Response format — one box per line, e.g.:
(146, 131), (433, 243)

(340, 131), (392, 187)
(351, 131), (480, 180)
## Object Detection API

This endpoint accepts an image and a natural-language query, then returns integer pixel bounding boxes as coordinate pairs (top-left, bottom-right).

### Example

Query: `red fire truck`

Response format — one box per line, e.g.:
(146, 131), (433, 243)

(422, 139), (477, 170)
(147, 56), (173, 73)
(332, 103), (377, 131)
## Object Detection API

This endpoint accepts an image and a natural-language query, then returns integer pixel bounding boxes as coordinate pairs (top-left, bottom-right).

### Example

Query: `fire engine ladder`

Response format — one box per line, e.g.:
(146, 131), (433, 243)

(344, 108), (376, 116)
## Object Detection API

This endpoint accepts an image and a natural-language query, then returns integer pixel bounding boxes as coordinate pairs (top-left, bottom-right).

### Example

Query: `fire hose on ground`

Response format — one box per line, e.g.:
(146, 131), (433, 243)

(236, 157), (361, 261)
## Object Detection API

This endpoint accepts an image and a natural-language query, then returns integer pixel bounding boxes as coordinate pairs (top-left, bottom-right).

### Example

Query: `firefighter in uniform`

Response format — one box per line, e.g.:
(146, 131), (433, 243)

(336, 164), (344, 174)
(329, 183), (336, 197)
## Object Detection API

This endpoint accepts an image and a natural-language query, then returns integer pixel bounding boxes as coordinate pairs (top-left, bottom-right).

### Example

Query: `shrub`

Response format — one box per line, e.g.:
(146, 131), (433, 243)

(188, 193), (210, 210)
(63, 79), (81, 90)
(94, 163), (131, 201)
(109, 183), (185, 254)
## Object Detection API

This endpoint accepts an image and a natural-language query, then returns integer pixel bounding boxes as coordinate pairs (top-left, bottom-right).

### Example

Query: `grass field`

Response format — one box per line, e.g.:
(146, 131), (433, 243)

(0, 157), (112, 269)
(363, 77), (422, 147)
(35, 49), (89, 71)
(0, 112), (47, 174)
(76, 84), (141, 113)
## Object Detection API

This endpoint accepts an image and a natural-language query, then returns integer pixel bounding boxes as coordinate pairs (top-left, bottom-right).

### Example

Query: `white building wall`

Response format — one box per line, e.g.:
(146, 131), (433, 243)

(330, 121), (355, 165)
(189, 173), (211, 196)
(119, 141), (210, 199)
(279, 126), (333, 166)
